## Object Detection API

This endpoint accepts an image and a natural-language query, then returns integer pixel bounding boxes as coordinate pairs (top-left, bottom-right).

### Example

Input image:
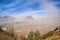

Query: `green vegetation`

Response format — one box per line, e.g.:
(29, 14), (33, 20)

(42, 31), (54, 39)
(0, 26), (3, 32)
(0, 26), (60, 40)
(0, 26), (17, 40)
(45, 27), (60, 40)
(20, 31), (41, 40)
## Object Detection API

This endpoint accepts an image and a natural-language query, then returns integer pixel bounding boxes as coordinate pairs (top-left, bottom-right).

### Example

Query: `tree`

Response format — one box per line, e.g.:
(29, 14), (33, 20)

(34, 31), (41, 40)
(42, 31), (54, 39)
(20, 35), (27, 40)
(27, 31), (41, 40)
(27, 31), (34, 40)
(0, 25), (3, 32)
(54, 27), (58, 31)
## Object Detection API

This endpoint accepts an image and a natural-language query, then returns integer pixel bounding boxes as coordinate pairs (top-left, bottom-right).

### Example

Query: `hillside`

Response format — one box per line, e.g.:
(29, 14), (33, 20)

(0, 27), (16, 40)
(44, 27), (60, 40)
(0, 25), (60, 40)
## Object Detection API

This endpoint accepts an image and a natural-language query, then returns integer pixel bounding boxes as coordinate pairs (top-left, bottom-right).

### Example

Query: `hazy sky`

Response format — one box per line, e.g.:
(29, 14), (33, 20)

(0, 0), (60, 16)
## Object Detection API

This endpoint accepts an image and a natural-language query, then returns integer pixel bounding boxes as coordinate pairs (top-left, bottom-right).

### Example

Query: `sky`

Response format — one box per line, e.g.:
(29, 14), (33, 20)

(0, 0), (60, 17)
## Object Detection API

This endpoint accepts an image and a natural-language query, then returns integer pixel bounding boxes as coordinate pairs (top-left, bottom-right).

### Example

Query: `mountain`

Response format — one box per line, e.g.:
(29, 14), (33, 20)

(0, 16), (60, 35)
(0, 16), (34, 24)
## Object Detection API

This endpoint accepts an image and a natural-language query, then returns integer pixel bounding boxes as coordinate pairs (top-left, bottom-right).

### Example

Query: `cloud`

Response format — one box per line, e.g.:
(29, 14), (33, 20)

(0, 0), (60, 18)
(18, 0), (59, 17)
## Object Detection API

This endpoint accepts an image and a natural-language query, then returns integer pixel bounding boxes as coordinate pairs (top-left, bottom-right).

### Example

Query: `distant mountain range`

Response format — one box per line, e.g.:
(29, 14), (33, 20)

(0, 16), (34, 24)
(0, 16), (60, 35)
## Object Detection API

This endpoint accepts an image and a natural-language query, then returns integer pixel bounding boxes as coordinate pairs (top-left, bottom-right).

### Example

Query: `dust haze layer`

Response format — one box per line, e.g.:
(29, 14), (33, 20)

(0, 16), (60, 35)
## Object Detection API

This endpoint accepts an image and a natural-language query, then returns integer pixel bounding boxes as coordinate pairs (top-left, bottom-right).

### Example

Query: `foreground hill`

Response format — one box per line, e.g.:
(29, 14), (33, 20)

(44, 27), (60, 40)
(0, 25), (60, 40)
(0, 27), (16, 40)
